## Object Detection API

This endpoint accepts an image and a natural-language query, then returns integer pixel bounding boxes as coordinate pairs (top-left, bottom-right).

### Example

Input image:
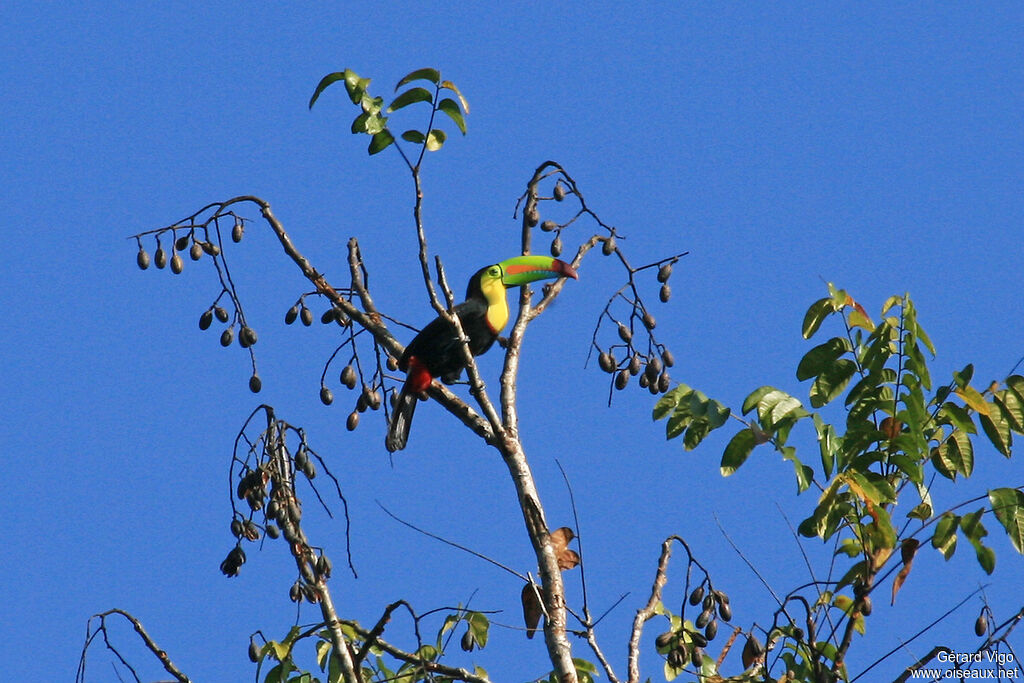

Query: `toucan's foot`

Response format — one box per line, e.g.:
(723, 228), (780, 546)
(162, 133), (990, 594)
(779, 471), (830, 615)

(497, 336), (509, 348)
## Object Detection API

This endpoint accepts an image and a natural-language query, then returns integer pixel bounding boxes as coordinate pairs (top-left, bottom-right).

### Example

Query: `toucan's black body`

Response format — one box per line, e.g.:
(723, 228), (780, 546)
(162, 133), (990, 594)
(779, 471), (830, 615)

(385, 256), (577, 453)
(398, 272), (499, 384)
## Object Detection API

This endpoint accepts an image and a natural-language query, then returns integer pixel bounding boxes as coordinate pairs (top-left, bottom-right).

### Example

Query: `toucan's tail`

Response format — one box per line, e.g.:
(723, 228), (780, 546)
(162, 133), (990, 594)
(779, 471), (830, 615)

(385, 386), (418, 452)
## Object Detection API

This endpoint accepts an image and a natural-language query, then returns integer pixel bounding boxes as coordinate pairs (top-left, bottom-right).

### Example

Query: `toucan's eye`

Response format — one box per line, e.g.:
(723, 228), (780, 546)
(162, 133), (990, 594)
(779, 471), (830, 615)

(489, 266), (500, 277)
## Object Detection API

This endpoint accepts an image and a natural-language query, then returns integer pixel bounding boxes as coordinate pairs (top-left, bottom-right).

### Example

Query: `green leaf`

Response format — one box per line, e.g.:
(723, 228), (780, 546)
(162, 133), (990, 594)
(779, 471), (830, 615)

(309, 70), (360, 109)
(438, 97), (467, 134)
(721, 428), (757, 476)
(654, 383), (692, 421)
(396, 67), (440, 88)
(441, 80), (470, 113)
(881, 295), (901, 315)
(368, 130), (394, 155)
(802, 297), (833, 339)
(797, 337), (852, 382)
(707, 399), (731, 429)
(401, 129), (425, 144)
(960, 509), (994, 574)
(989, 488), (1024, 553)
(388, 87), (433, 113)
(683, 417), (712, 451)
(781, 446), (814, 493)
(758, 390), (807, 426)
(425, 129), (446, 151)
(665, 407), (693, 440)
(809, 359), (857, 408)
(468, 612), (489, 647)
(994, 388), (1024, 433)
(979, 409), (1012, 457)
(954, 363), (975, 388)
(742, 386), (775, 415)
(813, 414), (838, 478)
(938, 402), (977, 434)
(932, 512), (959, 559)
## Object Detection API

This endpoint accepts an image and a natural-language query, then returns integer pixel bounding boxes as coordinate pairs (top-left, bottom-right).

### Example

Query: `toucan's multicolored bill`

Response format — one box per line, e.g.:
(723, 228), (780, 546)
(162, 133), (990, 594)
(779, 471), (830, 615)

(497, 255), (578, 286)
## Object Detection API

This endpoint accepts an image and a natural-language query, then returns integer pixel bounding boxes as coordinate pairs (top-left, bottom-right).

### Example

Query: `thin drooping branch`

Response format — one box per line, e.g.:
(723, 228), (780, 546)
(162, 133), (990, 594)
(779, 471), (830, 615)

(628, 537), (677, 683)
(263, 413), (361, 683)
(341, 619), (491, 683)
(77, 609), (191, 683)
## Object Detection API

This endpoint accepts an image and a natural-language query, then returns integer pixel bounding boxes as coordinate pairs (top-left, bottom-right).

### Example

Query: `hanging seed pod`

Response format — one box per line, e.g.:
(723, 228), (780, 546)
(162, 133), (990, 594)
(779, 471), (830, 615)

(639, 373), (650, 388)
(303, 459), (316, 480)
(266, 499), (280, 521)
(232, 221), (244, 243)
(199, 310), (214, 330)
(602, 236), (616, 255)
(368, 390), (382, 410)
(190, 242), (203, 260)
(705, 620), (718, 641)
(289, 582), (302, 603)
(658, 372), (671, 393)
(690, 631), (708, 648)
(667, 647), (687, 669)
(689, 585), (705, 606)
(214, 306), (229, 323)
(861, 595), (872, 616)
(242, 520), (260, 541)
(136, 248), (150, 270)
(239, 326), (257, 348)
(975, 612), (988, 636)
(615, 369), (629, 390)
(171, 250), (185, 274)
(657, 263), (673, 283)
(389, 388), (398, 408)
(316, 553), (332, 579)
(174, 234), (189, 251)
(741, 634), (763, 669)
(320, 308), (337, 324)
(645, 357), (662, 383)
(346, 411), (359, 431)
(553, 182), (566, 201)
(285, 305), (299, 325)
(642, 311), (656, 330)
(702, 594), (714, 611)
(247, 638), (260, 663)
(550, 235), (562, 257)
(303, 584), (319, 603)
(219, 546), (246, 577)
(655, 632), (674, 650)
(265, 523), (280, 539)
(154, 246), (167, 269)
(356, 393), (367, 413)
(718, 601), (732, 621)
(230, 519), (244, 538)
(201, 241), (220, 256)
(319, 386), (333, 405)
(662, 348), (675, 368)
(695, 609), (712, 629)
(249, 374), (262, 393)
(340, 365), (357, 389)
(300, 306), (313, 326)
(598, 351), (616, 373)
(617, 323), (632, 343)
(460, 630), (476, 652)
(629, 354), (642, 375)
(220, 328), (234, 347)
(541, 220), (558, 232)
(660, 284), (672, 303)
(387, 355), (399, 371)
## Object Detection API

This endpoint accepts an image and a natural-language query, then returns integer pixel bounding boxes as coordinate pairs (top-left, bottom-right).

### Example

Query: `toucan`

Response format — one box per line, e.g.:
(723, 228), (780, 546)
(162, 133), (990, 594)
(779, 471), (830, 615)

(385, 255), (578, 452)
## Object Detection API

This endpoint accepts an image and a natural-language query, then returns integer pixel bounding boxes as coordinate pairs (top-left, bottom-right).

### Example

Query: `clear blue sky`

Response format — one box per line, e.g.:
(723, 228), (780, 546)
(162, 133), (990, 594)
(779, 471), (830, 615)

(2, 3), (1021, 681)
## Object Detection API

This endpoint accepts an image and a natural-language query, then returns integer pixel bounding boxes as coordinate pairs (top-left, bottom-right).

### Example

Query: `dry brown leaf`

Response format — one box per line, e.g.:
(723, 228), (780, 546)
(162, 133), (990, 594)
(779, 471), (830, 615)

(891, 538), (920, 605)
(521, 583), (542, 639)
(550, 527), (579, 571)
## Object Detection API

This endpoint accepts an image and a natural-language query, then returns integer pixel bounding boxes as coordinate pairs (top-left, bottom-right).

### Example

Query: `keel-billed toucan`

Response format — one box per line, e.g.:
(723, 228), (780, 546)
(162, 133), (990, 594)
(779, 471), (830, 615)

(385, 255), (578, 452)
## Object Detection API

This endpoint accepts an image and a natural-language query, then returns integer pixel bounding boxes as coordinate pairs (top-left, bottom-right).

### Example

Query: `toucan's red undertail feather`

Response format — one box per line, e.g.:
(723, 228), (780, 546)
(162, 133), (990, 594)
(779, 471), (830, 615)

(406, 356), (432, 395)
